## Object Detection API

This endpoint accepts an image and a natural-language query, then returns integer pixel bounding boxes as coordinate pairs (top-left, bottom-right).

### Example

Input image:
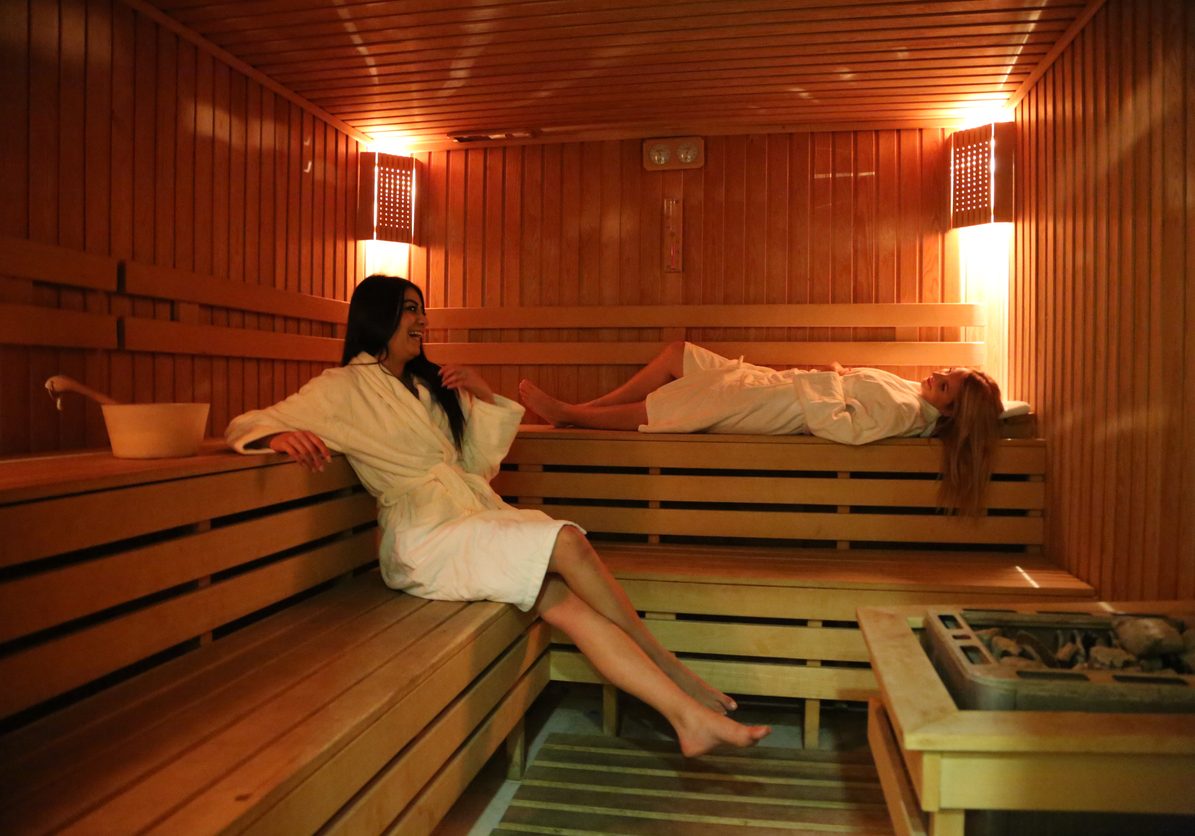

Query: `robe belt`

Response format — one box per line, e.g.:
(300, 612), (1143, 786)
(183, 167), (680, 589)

(377, 461), (486, 511)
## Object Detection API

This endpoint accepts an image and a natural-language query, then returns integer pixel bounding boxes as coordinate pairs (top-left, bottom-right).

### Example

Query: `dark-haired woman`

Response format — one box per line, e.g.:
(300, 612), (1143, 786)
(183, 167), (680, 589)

(226, 276), (769, 757)
(519, 341), (1004, 515)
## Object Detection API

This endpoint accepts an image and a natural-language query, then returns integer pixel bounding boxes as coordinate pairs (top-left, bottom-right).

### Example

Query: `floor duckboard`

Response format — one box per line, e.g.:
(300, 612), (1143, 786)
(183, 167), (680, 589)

(495, 732), (892, 835)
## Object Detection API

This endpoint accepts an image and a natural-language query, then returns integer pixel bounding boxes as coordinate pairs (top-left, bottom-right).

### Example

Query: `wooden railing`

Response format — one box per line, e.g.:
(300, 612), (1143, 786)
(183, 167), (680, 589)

(1, 234), (984, 369)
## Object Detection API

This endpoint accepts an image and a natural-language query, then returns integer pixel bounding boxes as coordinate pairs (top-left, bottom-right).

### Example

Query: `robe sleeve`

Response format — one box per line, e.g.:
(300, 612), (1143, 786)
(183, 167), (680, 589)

(792, 371), (921, 446)
(459, 394), (525, 480)
(225, 373), (348, 455)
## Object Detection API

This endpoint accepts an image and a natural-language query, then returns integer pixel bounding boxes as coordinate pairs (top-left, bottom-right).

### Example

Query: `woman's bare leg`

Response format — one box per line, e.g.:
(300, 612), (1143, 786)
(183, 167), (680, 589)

(535, 575), (769, 757)
(546, 526), (736, 714)
(582, 340), (688, 407)
(518, 382), (647, 429)
(517, 340), (688, 427)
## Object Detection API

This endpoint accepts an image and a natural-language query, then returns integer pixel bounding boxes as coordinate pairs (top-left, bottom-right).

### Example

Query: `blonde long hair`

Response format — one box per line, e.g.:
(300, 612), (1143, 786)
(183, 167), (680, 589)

(934, 370), (1003, 516)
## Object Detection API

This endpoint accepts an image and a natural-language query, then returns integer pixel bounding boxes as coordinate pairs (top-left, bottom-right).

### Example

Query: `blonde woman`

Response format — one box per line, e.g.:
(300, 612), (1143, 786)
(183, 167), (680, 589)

(519, 341), (1004, 515)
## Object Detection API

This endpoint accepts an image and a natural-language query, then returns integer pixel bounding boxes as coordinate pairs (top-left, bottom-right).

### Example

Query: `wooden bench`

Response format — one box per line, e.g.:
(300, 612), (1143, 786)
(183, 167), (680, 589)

(0, 446), (547, 834)
(493, 427), (1095, 747)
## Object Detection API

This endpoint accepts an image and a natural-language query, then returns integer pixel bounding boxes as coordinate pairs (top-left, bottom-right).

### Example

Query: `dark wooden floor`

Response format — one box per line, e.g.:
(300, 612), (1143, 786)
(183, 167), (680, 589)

(495, 732), (892, 835)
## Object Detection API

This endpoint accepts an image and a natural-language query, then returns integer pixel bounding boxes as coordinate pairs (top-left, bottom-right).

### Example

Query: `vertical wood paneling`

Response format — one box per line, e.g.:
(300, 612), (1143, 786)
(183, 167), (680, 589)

(1013, 0), (1193, 601)
(0, 0), (362, 457)
(418, 128), (959, 407)
(0, 1), (29, 242)
(1183, 0), (1195, 600)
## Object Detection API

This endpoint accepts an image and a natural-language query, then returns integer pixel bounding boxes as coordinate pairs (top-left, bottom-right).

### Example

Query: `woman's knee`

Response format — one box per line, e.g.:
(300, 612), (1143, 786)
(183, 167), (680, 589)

(662, 340), (687, 375)
(548, 525), (596, 572)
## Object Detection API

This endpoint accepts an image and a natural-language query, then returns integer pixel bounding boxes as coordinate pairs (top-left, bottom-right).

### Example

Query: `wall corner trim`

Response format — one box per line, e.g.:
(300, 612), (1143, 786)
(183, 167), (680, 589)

(1007, 0), (1107, 111)
(118, 0), (372, 145)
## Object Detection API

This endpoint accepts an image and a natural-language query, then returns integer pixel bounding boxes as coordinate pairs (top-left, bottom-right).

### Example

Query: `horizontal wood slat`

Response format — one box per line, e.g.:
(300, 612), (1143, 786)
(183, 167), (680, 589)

(0, 236), (119, 291)
(0, 441), (286, 504)
(531, 503), (1043, 545)
(616, 579), (1087, 623)
(493, 470), (1045, 511)
(0, 530), (375, 718)
(0, 492), (378, 643)
(599, 546), (1089, 594)
(0, 457), (360, 566)
(122, 318), (341, 362)
(0, 304), (118, 349)
(428, 303), (984, 330)
(505, 433), (1048, 475)
(552, 619), (872, 663)
(549, 649), (877, 702)
(428, 340), (984, 368)
(122, 260), (350, 324)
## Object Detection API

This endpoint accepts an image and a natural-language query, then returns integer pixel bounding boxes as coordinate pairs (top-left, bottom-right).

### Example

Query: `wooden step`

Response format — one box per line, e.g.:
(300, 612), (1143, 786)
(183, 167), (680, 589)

(496, 733), (892, 834)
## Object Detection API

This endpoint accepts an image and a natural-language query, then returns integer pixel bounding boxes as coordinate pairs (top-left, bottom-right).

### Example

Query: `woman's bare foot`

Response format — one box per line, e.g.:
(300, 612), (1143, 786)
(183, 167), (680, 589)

(655, 657), (736, 714)
(676, 670), (737, 715)
(519, 379), (572, 427)
(676, 707), (770, 758)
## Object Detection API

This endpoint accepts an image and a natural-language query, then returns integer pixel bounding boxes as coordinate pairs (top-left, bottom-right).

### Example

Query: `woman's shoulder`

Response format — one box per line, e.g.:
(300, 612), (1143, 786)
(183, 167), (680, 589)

(294, 360), (373, 396)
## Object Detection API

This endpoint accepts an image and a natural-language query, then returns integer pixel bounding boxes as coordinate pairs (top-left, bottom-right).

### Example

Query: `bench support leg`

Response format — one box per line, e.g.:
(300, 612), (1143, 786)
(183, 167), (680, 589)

(602, 684), (620, 736)
(929, 809), (965, 836)
(804, 698), (821, 749)
(505, 716), (527, 780)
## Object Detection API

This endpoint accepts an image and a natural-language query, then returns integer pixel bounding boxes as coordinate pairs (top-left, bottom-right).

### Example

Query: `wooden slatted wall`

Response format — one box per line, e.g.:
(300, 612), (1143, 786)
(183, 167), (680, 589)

(0, 0), (363, 456)
(1012, 0), (1193, 600)
(409, 130), (960, 405)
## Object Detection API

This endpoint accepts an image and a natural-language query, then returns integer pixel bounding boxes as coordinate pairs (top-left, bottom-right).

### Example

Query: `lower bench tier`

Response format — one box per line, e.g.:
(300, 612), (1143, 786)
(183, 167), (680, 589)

(0, 574), (549, 835)
(549, 542), (1096, 746)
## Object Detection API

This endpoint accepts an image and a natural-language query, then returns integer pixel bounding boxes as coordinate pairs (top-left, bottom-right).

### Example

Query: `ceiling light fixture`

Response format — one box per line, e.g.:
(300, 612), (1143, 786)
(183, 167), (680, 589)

(448, 128), (538, 143)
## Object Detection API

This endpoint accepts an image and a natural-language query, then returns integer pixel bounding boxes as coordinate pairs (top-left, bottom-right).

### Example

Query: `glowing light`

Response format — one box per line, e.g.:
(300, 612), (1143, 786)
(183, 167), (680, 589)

(364, 240), (411, 279)
(956, 222), (1013, 394)
(958, 106), (1014, 130)
(1014, 565), (1041, 589)
(369, 139), (415, 157)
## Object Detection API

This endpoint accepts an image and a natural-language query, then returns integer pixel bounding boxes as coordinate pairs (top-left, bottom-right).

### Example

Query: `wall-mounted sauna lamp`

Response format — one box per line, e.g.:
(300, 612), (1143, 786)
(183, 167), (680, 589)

(950, 122), (1014, 228)
(358, 152), (416, 243)
(643, 137), (704, 171)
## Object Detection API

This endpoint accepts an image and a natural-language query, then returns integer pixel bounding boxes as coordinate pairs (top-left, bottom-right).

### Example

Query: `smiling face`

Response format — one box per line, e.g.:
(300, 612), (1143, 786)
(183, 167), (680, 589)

(920, 368), (971, 415)
(384, 288), (427, 371)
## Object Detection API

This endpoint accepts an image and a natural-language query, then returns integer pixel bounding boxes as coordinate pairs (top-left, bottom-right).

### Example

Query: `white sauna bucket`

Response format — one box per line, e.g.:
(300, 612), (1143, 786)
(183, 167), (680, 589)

(45, 375), (209, 459)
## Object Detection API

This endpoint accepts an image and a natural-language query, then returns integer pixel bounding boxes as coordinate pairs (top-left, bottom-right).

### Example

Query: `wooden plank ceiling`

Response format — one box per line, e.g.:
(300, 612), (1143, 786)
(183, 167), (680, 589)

(143, 0), (1095, 150)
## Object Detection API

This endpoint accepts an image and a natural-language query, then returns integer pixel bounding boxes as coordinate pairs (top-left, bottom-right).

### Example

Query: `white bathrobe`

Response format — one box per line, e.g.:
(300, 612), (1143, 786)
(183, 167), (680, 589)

(225, 354), (572, 611)
(642, 343), (942, 445)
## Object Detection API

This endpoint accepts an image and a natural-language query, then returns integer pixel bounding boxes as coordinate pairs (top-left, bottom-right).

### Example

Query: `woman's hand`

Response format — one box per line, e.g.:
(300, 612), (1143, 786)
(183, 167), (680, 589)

(831, 361), (851, 376)
(267, 430), (332, 472)
(440, 364), (495, 404)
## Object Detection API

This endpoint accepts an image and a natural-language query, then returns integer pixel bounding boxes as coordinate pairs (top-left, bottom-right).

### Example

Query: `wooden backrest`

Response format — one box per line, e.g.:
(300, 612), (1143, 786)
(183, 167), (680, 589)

(0, 449), (377, 722)
(494, 428), (1045, 551)
(0, 236), (119, 352)
(425, 303), (984, 370)
(0, 234), (985, 390)
(0, 236), (344, 364)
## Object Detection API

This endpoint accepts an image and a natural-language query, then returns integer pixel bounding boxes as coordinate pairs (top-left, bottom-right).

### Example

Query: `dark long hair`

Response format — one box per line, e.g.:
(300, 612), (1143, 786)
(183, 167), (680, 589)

(341, 274), (465, 448)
